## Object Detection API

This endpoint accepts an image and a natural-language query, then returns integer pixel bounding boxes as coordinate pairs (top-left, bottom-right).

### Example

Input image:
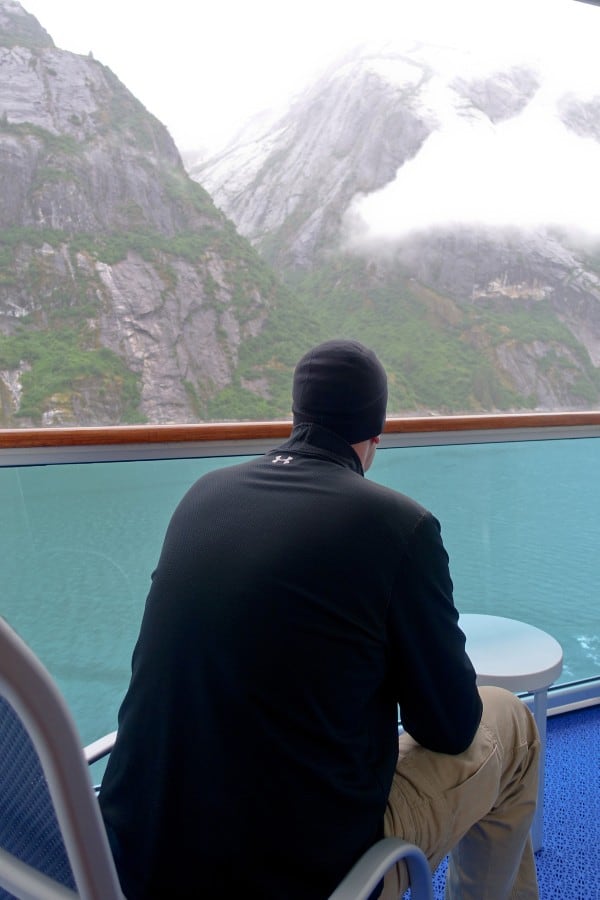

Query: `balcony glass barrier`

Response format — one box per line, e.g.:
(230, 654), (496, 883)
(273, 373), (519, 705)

(1, 435), (599, 746)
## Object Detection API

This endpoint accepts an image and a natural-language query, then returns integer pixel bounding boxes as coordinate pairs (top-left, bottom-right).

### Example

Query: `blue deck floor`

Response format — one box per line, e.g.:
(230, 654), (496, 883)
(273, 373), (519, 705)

(427, 703), (600, 899)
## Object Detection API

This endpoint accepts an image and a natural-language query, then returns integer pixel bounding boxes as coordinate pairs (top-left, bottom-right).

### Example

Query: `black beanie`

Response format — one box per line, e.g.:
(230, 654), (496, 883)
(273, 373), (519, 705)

(292, 339), (388, 444)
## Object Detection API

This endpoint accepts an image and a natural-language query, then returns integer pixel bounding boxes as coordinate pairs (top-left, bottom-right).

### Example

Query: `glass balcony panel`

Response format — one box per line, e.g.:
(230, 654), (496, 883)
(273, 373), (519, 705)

(1, 436), (598, 746)
(370, 438), (600, 688)
(0, 456), (252, 745)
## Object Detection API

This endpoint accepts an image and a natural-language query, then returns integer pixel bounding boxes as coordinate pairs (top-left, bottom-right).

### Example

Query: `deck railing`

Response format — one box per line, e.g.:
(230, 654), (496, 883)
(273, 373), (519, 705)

(2, 411), (600, 465)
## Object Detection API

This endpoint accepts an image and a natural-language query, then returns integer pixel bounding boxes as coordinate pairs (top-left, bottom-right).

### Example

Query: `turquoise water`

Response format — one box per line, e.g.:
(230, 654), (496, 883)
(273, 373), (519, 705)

(1, 437), (599, 746)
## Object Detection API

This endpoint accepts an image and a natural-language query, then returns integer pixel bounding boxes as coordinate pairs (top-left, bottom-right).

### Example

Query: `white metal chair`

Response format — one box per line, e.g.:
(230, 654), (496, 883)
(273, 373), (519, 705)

(0, 616), (432, 900)
(0, 616), (124, 900)
(329, 838), (433, 899)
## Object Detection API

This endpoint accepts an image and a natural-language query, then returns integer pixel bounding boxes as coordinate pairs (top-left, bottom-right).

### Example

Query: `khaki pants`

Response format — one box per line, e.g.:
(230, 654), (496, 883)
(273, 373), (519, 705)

(382, 686), (540, 900)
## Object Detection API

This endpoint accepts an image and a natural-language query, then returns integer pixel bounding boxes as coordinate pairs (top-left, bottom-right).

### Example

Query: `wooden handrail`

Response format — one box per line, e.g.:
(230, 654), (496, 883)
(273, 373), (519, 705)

(0, 421), (289, 449)
(385, 411), (600, 433)
(1, 411), (600, 449)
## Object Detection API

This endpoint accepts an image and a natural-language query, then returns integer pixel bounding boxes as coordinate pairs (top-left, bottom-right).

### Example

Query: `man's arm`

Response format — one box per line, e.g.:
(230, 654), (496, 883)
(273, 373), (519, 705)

(388, 511), (482, 754)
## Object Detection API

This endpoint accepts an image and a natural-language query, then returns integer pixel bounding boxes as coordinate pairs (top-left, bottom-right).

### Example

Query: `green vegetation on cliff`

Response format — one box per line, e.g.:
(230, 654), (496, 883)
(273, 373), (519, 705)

(0, 324), (141, 423)
(204, 260), (600, 420)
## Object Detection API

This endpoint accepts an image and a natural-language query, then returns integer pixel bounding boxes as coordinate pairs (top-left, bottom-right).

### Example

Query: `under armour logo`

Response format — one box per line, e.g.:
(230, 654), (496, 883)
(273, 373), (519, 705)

(272, 455), (294, 465)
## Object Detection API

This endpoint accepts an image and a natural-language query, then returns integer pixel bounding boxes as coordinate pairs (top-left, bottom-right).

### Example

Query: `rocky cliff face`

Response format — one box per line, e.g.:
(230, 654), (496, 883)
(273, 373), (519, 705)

(195, 51), (437, 270)
(194, 44), (600, 413)
(0, 0), (287, 426)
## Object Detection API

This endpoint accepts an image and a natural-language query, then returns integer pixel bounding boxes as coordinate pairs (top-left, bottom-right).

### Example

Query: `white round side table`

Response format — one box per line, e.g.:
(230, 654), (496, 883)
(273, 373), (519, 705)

(460, 613), (564, 853)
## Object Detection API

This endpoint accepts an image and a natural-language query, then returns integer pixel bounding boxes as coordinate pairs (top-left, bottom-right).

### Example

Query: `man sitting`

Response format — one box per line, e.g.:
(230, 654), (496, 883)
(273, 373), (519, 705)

(100, 339), (539, 899)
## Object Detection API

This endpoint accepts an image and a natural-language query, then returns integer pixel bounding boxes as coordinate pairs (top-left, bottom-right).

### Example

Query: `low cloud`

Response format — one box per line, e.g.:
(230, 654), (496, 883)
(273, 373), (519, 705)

(345, 83), (600, 246)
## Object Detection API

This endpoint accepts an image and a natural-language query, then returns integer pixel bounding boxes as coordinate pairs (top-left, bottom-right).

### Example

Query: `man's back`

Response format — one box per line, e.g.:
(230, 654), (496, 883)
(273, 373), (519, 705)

(100, 424), (479, 898)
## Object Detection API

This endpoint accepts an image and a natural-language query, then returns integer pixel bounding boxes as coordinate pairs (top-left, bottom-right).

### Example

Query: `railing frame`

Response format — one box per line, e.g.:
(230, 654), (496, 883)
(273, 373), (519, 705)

(2, 411), (600, 465)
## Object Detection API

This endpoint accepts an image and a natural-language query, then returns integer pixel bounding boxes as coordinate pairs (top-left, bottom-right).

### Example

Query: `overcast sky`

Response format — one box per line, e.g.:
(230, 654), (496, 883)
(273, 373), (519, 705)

(21, 0), (600, 155)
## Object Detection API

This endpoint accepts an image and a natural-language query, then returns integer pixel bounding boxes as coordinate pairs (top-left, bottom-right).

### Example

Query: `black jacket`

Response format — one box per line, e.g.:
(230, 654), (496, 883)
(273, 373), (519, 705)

(99, 423), (481, 899)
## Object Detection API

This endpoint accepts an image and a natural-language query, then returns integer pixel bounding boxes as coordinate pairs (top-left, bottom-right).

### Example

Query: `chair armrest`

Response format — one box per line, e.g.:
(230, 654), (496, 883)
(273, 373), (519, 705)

(328, 837), (433, 900)
(84, 731), (117, 765)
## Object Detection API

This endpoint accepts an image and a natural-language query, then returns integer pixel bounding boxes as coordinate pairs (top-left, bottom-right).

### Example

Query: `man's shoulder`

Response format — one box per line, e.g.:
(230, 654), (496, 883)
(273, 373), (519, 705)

(363, 473), (429, 515)
(346, 474), (434, 541)
(191, 455), (262, 488)
(171, 457), (261, 511)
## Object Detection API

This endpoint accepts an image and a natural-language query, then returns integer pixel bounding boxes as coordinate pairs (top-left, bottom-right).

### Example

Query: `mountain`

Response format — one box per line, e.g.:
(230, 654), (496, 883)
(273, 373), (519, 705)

(0, 1), (308, 427)
(194, 44), (600, 414)
(3, 3), (600, 425)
